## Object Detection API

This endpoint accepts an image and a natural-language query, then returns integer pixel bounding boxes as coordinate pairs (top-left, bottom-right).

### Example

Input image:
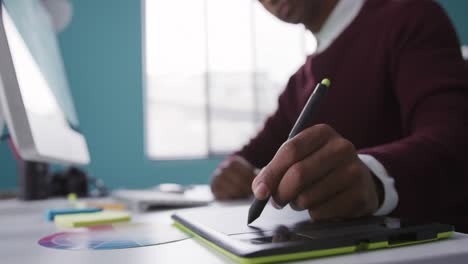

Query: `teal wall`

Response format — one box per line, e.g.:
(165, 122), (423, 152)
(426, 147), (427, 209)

(438, 1), (468, 44)
(0, 0), (467, 190)
(0, 0), (222, 190)
(55, 0), (222, 189)
(0, 142), (15, 189)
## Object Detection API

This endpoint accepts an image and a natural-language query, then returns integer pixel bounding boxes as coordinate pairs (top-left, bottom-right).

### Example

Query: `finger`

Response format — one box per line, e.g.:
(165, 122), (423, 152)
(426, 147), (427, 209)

(212, 163), (256, 199)
(212, 175), (248, 200)
(225, 175), (252, 196)
(252, 124), (336, 200)
(211, 181), (229, 200)
(274, 137), (356, 206)
(218, 157), (234, 169)
(290, 159), (360, 211)
(211, 169), (241, 199)
(213, 183), (237, 200)
(223, 166), (255, 194)
(229, 159), (256, 181)
(210, 173), (228, 199)
(309, 182), (371, 221)
(231, 155), (255, 170)
(212, 160), (255, 195)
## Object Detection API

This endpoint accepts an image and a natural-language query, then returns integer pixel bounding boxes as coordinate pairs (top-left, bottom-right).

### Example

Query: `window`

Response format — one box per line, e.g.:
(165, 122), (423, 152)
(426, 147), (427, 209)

(144, 0), (316, 159)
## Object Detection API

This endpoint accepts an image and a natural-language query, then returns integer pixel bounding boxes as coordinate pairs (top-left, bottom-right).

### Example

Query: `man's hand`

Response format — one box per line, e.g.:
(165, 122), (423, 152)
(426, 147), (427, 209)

(211, 156), (257, 200)
(251, 124), (380, 220)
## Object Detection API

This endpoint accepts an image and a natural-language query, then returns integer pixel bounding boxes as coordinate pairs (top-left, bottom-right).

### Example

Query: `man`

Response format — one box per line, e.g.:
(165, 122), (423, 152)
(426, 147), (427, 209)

(211, 0), (468, 231)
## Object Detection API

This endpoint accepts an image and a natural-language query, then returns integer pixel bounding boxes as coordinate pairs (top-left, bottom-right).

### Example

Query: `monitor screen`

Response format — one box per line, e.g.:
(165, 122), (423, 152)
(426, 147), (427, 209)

(3, 0), (78, 130)
(0, 0), (89, 164)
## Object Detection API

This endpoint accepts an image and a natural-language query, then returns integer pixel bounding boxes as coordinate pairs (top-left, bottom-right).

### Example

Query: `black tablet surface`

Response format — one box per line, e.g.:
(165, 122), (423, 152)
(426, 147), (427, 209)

(172, 204), (453, 264)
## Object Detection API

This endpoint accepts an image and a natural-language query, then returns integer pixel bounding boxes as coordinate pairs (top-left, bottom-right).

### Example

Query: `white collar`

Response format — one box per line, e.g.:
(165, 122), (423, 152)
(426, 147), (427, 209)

(314, 0), (365, 54)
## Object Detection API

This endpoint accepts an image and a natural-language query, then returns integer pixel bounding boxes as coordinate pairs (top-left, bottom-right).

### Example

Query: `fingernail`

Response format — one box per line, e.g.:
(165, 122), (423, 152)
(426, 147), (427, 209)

(271, 200), (283, 210)
(253, 182), (270, 200)
(290, 203), (302, 211)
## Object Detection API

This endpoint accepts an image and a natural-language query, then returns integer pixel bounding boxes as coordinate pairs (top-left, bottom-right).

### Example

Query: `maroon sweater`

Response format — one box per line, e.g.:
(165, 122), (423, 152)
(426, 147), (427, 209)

(237, 0), (468, 232)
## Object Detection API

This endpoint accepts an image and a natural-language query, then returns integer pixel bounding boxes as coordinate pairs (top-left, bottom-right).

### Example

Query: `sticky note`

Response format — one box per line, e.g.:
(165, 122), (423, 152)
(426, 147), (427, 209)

(54, 211), (131, 228)
(86, 202), (126, 211)
(46, 208), (103, 221)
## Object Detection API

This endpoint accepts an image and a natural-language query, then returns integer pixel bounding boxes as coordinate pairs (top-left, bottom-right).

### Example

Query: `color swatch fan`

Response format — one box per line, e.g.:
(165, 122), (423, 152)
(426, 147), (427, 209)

(39, 222), (190, 250)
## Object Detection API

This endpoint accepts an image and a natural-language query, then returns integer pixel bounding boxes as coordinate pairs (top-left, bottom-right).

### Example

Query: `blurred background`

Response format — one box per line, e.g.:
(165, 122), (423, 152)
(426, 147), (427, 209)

(0, 0), (466, 191)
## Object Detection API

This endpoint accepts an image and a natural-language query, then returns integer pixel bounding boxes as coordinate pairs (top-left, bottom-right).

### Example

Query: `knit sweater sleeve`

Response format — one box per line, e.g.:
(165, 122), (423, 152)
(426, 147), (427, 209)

(358, 1), (468, 223)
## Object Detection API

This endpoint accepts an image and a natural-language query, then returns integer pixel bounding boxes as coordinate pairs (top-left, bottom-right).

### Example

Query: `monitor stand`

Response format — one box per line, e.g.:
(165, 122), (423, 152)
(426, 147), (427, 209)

(0, 103), (50, 200)
(17, 160), (50, 200)
(0, 101), (4, 139)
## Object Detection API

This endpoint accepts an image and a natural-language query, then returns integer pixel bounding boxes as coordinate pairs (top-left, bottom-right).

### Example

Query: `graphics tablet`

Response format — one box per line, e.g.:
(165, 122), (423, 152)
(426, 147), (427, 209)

(172, 204), (453, 264)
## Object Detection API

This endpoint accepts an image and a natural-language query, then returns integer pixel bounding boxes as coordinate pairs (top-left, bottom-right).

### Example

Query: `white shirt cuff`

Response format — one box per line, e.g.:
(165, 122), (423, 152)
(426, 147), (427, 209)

(358, 154), (399, 216)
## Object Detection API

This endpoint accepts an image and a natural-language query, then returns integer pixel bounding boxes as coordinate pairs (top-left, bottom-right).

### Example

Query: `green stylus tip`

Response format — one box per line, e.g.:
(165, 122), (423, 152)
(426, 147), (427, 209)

(321, 78), (331, 87)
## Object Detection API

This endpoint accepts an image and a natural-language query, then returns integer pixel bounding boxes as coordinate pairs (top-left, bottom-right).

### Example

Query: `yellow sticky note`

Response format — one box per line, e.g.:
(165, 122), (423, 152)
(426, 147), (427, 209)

(54, 211), (131, 228)
(86, 202), (126, 211)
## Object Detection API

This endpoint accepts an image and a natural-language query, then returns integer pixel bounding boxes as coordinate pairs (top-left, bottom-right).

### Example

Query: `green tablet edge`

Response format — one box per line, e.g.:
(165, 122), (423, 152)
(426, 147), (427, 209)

(361, 231), (453, 250)
(173, 221), (453, 264)
(174, 221), (355, 264)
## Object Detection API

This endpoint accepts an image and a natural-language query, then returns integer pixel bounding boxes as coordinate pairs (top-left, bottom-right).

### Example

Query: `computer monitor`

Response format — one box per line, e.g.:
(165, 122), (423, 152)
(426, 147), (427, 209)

(0, 0), (89, 165)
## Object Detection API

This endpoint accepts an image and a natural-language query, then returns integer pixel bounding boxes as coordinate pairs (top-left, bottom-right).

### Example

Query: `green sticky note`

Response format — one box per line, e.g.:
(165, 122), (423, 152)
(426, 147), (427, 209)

(54, 211), (131, 228)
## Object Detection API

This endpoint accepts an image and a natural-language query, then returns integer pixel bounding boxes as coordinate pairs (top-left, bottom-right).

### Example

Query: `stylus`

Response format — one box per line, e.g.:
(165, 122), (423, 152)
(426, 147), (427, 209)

(247, 78), (331, 225)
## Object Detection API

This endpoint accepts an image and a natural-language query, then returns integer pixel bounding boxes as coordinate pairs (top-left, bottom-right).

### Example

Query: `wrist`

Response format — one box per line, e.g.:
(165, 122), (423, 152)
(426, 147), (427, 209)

(370, 169), (384, 207)
(358, 154), (399, 216)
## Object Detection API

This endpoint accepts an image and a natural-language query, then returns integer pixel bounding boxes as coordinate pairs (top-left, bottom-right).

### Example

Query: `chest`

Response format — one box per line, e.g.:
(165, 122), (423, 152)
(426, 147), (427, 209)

(292, 45), (402, 149)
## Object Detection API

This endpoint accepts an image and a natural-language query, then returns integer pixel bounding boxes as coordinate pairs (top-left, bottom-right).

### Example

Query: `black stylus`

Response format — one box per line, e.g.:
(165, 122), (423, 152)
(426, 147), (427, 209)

(247, 78), (331, 225)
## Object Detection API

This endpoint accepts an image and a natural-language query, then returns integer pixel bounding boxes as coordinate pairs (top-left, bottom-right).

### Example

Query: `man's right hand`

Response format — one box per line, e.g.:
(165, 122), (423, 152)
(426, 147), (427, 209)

(211, 156), (257, 200)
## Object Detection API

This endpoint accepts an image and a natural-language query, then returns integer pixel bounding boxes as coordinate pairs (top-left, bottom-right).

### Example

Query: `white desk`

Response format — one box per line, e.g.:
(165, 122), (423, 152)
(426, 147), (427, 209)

(1, 198), (468, 264)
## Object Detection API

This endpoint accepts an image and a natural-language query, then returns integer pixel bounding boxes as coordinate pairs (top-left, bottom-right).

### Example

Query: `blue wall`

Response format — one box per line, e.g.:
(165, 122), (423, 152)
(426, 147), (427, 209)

(438, 1), (468, 44)
(55, 0), (222, 189)
(0, 0), (222, 190)
(0, 0), (467, 190)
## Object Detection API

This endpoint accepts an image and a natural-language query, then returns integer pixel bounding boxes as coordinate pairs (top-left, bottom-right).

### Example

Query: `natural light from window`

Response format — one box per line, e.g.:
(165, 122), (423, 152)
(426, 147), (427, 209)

(144, 0), (316, 159)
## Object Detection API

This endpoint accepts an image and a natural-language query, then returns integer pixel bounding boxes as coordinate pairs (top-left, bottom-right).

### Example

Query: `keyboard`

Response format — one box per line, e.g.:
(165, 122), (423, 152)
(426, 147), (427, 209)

(112, 185), (214, 211)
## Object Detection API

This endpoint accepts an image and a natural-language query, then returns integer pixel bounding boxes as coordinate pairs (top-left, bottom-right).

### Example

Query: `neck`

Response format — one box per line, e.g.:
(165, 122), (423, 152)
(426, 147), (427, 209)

(304, 0), (339, 33)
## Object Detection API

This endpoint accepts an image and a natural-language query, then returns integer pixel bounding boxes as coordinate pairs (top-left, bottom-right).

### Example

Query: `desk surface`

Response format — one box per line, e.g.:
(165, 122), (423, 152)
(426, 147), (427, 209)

(1, 197), (468, 264)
